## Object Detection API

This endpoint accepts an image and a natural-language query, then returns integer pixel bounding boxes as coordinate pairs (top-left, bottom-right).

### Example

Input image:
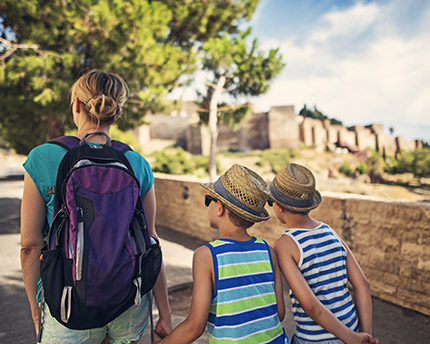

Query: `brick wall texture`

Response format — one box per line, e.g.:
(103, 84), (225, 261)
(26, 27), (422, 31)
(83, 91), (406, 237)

(154, 175), (430, 316)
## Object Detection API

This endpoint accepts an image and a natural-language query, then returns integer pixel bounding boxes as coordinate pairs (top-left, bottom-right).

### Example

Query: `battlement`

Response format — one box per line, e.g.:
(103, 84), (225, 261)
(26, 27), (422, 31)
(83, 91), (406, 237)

(135, 102), (422, 155)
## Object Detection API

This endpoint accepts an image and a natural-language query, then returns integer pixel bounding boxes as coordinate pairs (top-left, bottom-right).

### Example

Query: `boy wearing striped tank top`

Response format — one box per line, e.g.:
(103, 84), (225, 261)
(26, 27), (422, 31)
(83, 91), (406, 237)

(156, 164), (289, 344)
(269, 163), (378, 344)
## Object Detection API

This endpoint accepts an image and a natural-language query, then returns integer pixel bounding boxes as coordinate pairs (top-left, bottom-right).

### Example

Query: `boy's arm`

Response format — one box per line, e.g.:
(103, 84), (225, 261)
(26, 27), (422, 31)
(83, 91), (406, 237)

(343, 240), (373, 335)
(274, 236), (378, 344)
(157, 245), (213, 344)
(270, 247), (285, 321)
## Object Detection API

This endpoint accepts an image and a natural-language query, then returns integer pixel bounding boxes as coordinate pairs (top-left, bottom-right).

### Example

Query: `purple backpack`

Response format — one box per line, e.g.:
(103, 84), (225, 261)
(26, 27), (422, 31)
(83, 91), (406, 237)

(40, 132), (161, 331)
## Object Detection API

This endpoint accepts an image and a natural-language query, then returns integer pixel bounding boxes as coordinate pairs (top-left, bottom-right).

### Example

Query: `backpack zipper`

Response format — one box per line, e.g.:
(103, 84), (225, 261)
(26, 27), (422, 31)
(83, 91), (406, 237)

(76, 207), (84, 281)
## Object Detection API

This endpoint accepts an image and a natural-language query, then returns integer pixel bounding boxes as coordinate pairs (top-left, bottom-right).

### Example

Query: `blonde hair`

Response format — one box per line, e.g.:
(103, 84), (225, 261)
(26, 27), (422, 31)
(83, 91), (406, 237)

(70, 70), (129, 126)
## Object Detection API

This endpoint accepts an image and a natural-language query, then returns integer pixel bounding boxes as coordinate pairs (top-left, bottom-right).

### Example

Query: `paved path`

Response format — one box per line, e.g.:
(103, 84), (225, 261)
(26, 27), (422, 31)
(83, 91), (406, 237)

(1, 178), (429, 343)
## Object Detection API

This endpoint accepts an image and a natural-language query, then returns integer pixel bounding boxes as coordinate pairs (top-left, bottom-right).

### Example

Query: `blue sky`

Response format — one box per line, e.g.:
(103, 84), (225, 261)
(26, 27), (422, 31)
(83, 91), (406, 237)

(247, 0), (430, 141)
(175, 0), (429, 141)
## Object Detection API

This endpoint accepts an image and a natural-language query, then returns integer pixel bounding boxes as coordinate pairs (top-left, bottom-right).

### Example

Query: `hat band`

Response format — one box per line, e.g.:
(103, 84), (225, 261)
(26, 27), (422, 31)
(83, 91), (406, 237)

(214, 179), (265, 217)
(270, 182), (314, 208)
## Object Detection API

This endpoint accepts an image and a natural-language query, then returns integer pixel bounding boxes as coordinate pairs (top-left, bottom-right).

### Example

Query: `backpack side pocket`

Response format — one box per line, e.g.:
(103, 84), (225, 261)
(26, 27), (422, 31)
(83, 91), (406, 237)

(40, 248), (73, 322)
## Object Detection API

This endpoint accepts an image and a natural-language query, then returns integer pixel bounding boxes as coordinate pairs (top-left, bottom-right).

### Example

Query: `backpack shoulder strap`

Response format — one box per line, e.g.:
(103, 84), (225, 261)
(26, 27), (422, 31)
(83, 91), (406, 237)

(49, 135), (132, 153)
(48, 136), (80, 150)
(111, 140), (132, 153)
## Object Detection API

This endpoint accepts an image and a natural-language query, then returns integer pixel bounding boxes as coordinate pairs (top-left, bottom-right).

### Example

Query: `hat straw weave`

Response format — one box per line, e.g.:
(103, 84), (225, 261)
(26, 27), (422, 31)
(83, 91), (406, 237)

(201, 164), (270, 223)
(270, 163), (321, 212)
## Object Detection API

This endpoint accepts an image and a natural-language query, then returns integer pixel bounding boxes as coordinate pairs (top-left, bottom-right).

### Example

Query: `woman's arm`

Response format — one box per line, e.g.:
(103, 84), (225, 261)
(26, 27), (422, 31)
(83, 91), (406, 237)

(343, 241), (373, 334)
(156, 246), (213, 344)
(20, 172), (46, 334)
(270, 247), (285, 321)
(142, 186), (173, 337)
(274, 236), (377, 344)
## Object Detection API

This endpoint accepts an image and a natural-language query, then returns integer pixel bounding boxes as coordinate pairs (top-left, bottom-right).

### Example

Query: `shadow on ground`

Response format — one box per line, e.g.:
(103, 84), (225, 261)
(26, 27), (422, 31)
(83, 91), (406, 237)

(0, 283), (35, 344)
(0, 198), (21, 234)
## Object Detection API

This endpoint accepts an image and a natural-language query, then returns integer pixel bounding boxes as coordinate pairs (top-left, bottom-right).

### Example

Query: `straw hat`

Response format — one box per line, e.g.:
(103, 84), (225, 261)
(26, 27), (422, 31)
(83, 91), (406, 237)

(269, 163), (321, 212)
(201, 164), (270, 223)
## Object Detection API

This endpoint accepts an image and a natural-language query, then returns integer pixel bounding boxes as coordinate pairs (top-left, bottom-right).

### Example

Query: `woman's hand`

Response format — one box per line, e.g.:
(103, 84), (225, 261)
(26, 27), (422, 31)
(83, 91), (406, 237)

(155, 315), (173, 338)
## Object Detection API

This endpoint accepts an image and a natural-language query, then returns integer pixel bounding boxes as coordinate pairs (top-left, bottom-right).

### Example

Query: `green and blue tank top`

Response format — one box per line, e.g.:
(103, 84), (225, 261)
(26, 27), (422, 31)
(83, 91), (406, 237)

(283, 223), (359, 342)
(206, 237), (287, 344)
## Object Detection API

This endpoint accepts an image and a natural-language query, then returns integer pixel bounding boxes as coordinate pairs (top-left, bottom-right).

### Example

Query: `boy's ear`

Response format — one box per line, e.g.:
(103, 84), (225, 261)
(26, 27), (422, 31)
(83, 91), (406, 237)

(217, 201), (226, 217)
(274, 202), (285, 212)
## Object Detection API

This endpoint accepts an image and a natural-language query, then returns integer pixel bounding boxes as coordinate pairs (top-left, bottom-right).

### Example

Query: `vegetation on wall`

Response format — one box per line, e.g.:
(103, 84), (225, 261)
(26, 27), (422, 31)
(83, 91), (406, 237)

(385, 149), (430, 180)
(338, 148), (430, 182)
(299, 104), (343, 126)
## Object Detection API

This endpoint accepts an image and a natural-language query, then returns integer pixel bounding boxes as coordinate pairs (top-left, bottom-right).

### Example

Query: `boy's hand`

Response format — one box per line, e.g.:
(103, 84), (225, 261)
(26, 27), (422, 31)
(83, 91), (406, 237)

(351, 332), (379, 344)
(152, 332), (162, 343)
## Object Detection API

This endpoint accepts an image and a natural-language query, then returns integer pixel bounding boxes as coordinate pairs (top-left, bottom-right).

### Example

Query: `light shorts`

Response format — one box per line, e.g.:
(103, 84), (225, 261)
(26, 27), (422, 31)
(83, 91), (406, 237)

(40, 293), (150, 344)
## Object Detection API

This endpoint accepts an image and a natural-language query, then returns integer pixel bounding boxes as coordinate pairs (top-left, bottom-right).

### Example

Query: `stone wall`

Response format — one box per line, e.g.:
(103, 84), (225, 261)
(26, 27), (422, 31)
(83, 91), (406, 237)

(154, 175), (430, 316)
(137, 104), (422, 156)
(353, 126), (377, 151)
(268, 106), (300, 149)
(185, 112), (270, 155)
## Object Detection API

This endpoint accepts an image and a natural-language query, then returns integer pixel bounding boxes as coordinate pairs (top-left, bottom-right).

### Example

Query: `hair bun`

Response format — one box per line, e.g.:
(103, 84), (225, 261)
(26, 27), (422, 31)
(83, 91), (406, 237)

(86, 94), (121, 122)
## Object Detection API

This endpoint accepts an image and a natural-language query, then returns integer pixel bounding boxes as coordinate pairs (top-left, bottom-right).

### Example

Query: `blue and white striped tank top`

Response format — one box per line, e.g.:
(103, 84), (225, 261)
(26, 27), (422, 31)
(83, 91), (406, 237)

(283, 223), (358, 342)
(206, 237), (287, 344)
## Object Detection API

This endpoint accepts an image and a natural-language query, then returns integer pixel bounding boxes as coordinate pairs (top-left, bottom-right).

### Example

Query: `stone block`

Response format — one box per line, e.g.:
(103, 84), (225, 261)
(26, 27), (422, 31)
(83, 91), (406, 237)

(268, 106), (300, 149)
(396, 288), (430, 314)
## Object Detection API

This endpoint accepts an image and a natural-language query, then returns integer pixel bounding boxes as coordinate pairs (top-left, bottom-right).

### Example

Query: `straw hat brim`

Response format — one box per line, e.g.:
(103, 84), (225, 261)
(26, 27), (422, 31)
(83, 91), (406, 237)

(269, 189), (322, 213)
(201, 183), (270, 223)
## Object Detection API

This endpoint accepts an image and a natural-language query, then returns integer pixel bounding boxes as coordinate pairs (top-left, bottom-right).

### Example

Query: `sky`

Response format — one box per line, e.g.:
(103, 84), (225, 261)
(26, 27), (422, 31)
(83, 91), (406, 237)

(175, 0), (430, 141)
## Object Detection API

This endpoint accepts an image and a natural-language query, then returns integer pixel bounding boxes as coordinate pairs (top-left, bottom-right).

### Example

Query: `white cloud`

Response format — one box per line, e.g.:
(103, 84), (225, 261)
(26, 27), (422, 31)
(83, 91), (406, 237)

(252, 1), (430, 139)
(308, 2), (380, 45)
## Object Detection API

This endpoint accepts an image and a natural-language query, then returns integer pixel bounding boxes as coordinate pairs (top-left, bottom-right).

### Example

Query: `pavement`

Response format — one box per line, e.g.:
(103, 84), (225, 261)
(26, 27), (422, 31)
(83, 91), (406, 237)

(1, 177), (429, 343)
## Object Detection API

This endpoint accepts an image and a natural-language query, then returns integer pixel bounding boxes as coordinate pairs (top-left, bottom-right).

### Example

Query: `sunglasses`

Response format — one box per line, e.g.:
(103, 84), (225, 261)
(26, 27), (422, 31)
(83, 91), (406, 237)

(205, 195), (218, 207)
(267, 199), (274, 207)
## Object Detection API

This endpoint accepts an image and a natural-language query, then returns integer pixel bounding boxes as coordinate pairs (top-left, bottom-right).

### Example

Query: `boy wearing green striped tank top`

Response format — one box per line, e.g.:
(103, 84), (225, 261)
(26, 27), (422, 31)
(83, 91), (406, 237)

(155, 164), (290, 344)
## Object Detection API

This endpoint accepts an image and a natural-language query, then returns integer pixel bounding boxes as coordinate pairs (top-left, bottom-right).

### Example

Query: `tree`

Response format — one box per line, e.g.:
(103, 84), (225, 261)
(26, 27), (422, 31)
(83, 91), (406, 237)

(0, 0), (259, 154)
(298, 104), (343, 126)
(197, 31), (284, 181)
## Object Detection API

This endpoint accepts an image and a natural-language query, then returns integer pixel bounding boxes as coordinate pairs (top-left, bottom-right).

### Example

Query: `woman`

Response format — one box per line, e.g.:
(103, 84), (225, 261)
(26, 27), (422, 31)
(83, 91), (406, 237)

(21, 70), (172, 343)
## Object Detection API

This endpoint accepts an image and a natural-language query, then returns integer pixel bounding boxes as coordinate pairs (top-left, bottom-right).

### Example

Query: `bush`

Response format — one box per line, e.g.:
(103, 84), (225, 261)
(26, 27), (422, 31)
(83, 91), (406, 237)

(355, 162), (369, 175)
(149, 146), (211, 177)
(258, 149), (297, 173)
(387, 149), (430, 180)
(367, 150), (385, 182)
(339, 161), (353, 177)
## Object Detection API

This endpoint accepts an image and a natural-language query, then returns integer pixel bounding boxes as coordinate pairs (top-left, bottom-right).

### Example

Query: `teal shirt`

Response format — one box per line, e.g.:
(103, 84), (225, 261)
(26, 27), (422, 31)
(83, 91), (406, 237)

(23, 141), (154, 226)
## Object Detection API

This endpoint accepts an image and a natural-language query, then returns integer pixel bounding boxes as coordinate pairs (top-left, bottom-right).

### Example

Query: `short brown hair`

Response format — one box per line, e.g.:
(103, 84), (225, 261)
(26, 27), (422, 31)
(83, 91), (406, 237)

(227, 208), (254, 229)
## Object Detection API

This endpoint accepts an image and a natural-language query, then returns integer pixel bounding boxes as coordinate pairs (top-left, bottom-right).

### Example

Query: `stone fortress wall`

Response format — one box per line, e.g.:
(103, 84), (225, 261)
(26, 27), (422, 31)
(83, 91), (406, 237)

(135, 102), (422, 155)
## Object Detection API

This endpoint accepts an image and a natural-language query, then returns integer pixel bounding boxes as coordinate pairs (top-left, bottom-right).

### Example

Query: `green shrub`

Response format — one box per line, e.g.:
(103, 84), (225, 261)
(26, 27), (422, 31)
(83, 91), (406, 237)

(150, 146), (210, 177)
(355, 162), (369, 175)
(367, 150), (385, 182)
(339, 161), (353, 177)
(257, 149), (297, 173)
(387, 149), (430, 180)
